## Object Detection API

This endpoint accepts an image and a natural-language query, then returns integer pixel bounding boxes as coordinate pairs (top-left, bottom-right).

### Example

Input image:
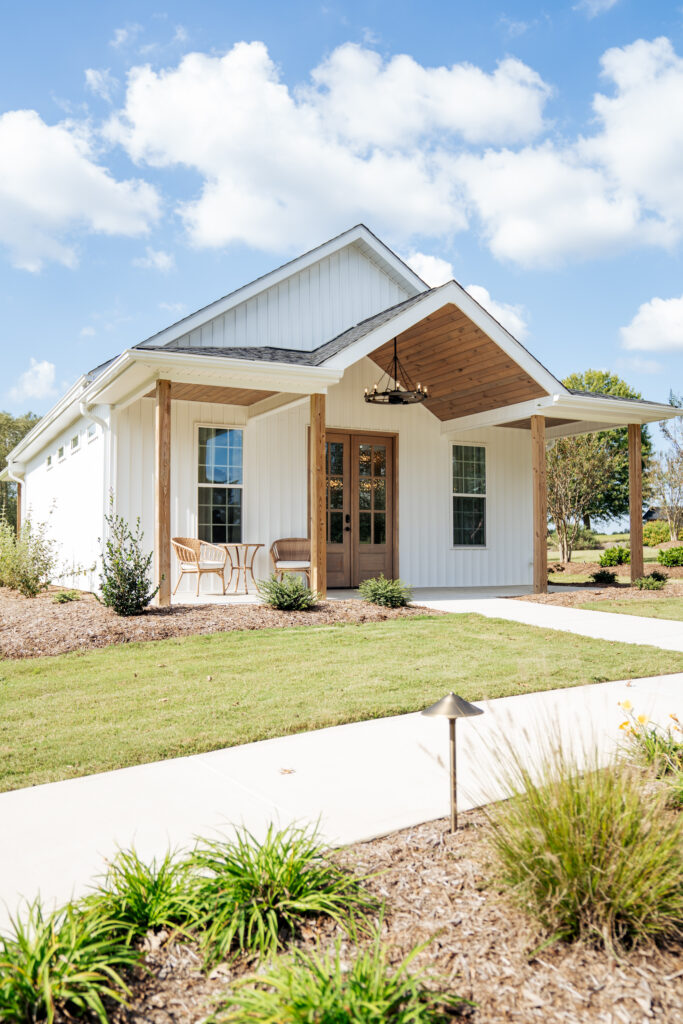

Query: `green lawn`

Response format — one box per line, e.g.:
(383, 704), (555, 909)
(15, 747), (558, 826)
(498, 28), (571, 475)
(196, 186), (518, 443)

(2, 615), (682, 793)
(579, 597), (683, 621)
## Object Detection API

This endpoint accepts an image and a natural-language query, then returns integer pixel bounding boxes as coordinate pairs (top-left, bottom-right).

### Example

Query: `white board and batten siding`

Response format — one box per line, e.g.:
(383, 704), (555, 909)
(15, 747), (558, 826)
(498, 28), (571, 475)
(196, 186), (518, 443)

(116, 357), (533, 594)
(162, 245), (412, 353)
(21, 415), (106, 591)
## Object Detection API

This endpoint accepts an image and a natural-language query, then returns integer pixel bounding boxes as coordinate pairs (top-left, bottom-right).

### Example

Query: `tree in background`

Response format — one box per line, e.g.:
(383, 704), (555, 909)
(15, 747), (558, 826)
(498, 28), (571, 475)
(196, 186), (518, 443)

(546, 434), (617, 562)
(563, 370), (653, 527)
(0, 411), (39, 530)
(661, 391), (683, 458)
(649, 453), (683, 542)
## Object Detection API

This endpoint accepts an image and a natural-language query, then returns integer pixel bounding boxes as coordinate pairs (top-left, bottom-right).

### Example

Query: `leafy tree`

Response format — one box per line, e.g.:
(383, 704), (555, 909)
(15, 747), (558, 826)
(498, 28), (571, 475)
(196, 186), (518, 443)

(649, 453), (683, 542)
(562, 371), (653, 526)
(661, 391), (683, 459)
(0, 410), (39, 530)
(546, 434), (618, 562)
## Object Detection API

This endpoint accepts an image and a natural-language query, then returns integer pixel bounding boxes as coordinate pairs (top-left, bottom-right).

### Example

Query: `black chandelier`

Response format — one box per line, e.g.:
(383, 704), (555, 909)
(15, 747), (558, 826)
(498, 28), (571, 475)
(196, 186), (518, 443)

(364, 338), (428, 406)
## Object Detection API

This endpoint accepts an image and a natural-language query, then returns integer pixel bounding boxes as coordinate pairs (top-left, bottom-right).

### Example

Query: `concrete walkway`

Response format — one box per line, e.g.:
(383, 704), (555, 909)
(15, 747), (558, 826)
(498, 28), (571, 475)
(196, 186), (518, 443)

(1, 672), (680, 936)
(415, 590), (683, 652)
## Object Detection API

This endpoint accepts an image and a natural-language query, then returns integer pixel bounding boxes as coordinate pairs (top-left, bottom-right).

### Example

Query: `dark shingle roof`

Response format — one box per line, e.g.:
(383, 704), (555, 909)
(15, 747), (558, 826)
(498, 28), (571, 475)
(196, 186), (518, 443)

(568, 388), (671, 409)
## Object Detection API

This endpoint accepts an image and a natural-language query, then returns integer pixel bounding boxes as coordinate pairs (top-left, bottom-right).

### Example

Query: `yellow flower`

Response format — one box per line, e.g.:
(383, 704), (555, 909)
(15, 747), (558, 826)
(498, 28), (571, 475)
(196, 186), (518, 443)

(637, 714), (648, 725)
(620, 700), (633, 711)
(618, 721), (630, 730)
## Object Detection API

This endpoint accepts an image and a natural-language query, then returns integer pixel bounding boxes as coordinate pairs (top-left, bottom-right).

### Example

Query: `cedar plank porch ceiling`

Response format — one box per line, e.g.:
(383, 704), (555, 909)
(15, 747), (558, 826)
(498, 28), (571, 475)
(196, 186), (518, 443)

(368, 303), (547, 420)
(143, 382), (276, 405)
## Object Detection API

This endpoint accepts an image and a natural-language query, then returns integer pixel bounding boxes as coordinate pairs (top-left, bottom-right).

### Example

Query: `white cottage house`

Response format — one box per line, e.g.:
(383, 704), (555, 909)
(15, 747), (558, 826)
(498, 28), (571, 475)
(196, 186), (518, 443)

(1, 225), (675, 601)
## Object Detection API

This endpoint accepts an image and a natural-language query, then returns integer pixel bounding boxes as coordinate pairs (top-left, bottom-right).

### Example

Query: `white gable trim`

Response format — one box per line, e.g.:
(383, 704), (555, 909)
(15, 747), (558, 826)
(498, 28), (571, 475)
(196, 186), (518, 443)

(135, 225), (427, 352)
(320, 280), (567, 398)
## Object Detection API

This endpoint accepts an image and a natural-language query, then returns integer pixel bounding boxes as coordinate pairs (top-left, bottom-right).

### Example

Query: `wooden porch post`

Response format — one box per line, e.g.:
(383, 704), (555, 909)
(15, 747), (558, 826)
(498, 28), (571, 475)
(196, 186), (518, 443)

(309, 393), (327, 596)
(155, 379), (172, 607)
(628, 423), (644, 582)
(531, 415), (547, 594)
(15, 482), (21, 537)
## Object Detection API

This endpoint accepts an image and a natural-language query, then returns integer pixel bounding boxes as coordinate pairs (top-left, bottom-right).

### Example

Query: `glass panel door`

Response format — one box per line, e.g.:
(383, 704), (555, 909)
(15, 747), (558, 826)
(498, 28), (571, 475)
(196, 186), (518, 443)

(358, 443), (387, 547)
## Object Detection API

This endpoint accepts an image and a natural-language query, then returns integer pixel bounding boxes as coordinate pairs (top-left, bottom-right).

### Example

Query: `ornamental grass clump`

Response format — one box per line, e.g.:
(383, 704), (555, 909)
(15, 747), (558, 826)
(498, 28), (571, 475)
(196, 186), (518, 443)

(487, 741), (683, 952)
(83, 848), (198, 943)
(257, 573), (317, 610)
(190, 824), (376, 965)
(215, 934), (468, 1023)
(358, 574), (412, 608)
(0, 900), (138, 1024)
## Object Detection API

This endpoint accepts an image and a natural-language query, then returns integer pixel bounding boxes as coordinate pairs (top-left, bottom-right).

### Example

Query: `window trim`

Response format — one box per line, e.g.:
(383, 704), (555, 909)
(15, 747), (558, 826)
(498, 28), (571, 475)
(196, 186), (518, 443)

(57, 445), (65, 462)
(86, 422), (98, 443)
(194, 421), (245, 545)
(46, 454), (53, 470)
(70, 433), (80, 453)
(450, 441), (488, 550)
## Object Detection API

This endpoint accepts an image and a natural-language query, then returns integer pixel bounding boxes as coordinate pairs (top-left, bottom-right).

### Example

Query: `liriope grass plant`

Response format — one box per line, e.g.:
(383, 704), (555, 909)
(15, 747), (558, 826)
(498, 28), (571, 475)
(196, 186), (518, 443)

(486, 736), (683, 952)
(213, 933), (468, 1023)
(0, 900), (138, 1024)
(83, 848), (199, 943)
(190, 824), (378, 965)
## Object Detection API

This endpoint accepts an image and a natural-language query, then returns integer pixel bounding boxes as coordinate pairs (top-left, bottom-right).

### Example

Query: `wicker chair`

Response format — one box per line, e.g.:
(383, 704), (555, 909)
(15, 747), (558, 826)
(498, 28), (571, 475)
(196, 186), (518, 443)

(270, 538), (311, 585)
(171, 537), (229, 596)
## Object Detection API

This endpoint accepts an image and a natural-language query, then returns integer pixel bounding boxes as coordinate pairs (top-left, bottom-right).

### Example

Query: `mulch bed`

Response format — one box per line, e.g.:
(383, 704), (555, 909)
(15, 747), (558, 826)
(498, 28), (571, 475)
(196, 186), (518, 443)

(98, 811), (683, 1024)
(520, 562), (683, 608)
(0, 588), (436, 660)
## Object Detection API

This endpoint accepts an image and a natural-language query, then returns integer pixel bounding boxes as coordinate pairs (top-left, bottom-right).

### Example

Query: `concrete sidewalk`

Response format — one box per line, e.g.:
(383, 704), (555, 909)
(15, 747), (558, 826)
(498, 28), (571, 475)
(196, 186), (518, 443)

(1, 672), (680, 936)
(416, 592), (683, 652)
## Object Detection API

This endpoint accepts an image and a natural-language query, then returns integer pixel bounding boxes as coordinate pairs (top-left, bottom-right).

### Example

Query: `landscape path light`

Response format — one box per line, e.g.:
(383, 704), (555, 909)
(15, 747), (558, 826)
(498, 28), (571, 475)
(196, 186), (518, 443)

(422, 692), (485, 833)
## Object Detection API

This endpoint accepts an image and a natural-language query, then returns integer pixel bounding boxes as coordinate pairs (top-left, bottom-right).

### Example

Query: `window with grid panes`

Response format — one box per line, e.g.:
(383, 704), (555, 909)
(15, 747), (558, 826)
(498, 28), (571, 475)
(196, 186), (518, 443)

(452, 444), (486, 546)
(197, 427), (243, 544)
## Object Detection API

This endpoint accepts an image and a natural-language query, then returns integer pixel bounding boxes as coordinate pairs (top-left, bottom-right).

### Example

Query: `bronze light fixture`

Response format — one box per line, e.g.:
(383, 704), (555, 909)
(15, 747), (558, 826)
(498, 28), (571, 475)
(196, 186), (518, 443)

(422, 692), (484, 832)
(364, 338), (428, 405)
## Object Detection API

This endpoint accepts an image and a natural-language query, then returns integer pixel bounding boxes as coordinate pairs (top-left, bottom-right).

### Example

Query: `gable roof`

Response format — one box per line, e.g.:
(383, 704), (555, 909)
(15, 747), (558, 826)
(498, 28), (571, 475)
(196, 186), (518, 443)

(134, 224), (428, 352)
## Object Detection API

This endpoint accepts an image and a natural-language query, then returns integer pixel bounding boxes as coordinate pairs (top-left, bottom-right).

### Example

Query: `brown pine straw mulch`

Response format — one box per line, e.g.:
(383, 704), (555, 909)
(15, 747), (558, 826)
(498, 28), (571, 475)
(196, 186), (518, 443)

(99, 810), (683, 1024)
(519, 562), (683, 608)
(0, 588), (437, 660)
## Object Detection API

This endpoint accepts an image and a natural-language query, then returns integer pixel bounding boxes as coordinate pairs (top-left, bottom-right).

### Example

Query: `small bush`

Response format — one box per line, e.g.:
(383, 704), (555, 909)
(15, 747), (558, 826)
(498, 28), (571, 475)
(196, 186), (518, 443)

(487, 742), (683, 951)
(53, 589), (81, 603)
(590, 569), (617, 586)
(190, 824), (376, 964)
(599, 546), (630, 567)
(83, 848), (198, 943)
(257, 573), (317, 610)
(0, 900), (138, 1024)
(99, 503), (159, 616)
(358, 574), (412, 608)
(643, 521), (671, 546)
(574, 527), (603, 550)
(658, 546), (683, 567)
(648, 568), (669, 582)
(0, 511), (59, 597)
(215, 935), (468, 1023)
(633, 574), (667, 591)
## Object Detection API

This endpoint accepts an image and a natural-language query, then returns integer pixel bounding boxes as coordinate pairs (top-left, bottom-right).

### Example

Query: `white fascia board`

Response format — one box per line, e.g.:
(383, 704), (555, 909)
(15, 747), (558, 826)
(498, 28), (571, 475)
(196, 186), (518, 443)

(83, 349), (341, 406)
(440, 396), (561, 435)
(135, 225), (426, 352)
(323, 280), (565, 397)
(5, 376), (91, 464)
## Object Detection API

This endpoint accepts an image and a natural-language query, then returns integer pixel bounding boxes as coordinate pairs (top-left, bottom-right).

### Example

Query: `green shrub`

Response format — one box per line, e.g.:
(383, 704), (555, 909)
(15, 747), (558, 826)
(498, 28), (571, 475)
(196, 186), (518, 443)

(0, 900), (138, 1024)
(648, 568), (669, 582)
(190, 824), (376, 965)
(590, 569), (617, 586)
(658, 546), (683, 567)
(487, 743), (683, 951)
(643, 521), (671, 546)
(215, 935), (468, 1023)
(620, 705), (683, 777)
(53, 589), (81, 603)
(99, 503), (159, 616)
(633, 574), (667, 591)
(257, 573), (317, 610)
(0, 511), (59, 597)
(599, 546), (630, 567)
(358, 574), (412, 608)
(574, 527), (603, 550)
(83, 848), (198, 943)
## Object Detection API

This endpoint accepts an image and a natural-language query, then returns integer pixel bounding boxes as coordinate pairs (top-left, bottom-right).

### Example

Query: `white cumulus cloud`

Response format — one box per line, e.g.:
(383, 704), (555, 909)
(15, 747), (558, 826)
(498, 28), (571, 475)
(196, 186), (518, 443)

(0, 109), (161, 271)
(465, 285), (528, 340)
(132, 246), (175, 271)
(84, 68), (119, 103)
(404, 252), (453, 286)
(8, 358), (56, 402)
(620, 295), (683, 352)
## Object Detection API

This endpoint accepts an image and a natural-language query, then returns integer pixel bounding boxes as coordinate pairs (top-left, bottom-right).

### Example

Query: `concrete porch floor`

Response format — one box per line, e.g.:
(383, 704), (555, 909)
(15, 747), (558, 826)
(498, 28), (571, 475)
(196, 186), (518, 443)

(171, 583), (588, 606)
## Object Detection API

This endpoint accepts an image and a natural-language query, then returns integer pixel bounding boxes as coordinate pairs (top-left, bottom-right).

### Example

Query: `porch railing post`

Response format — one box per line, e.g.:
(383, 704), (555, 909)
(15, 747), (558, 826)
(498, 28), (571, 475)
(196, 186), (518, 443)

(531, 414), (547, 594)
(155, 379), (172, 607)
(628, 423), (644, 582)
(309, 393), (327, 596)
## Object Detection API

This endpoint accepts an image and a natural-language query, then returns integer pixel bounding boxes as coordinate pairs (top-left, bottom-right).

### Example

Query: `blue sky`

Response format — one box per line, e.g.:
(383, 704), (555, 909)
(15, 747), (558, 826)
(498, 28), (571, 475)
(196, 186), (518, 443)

(1, 0), (683, 437)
